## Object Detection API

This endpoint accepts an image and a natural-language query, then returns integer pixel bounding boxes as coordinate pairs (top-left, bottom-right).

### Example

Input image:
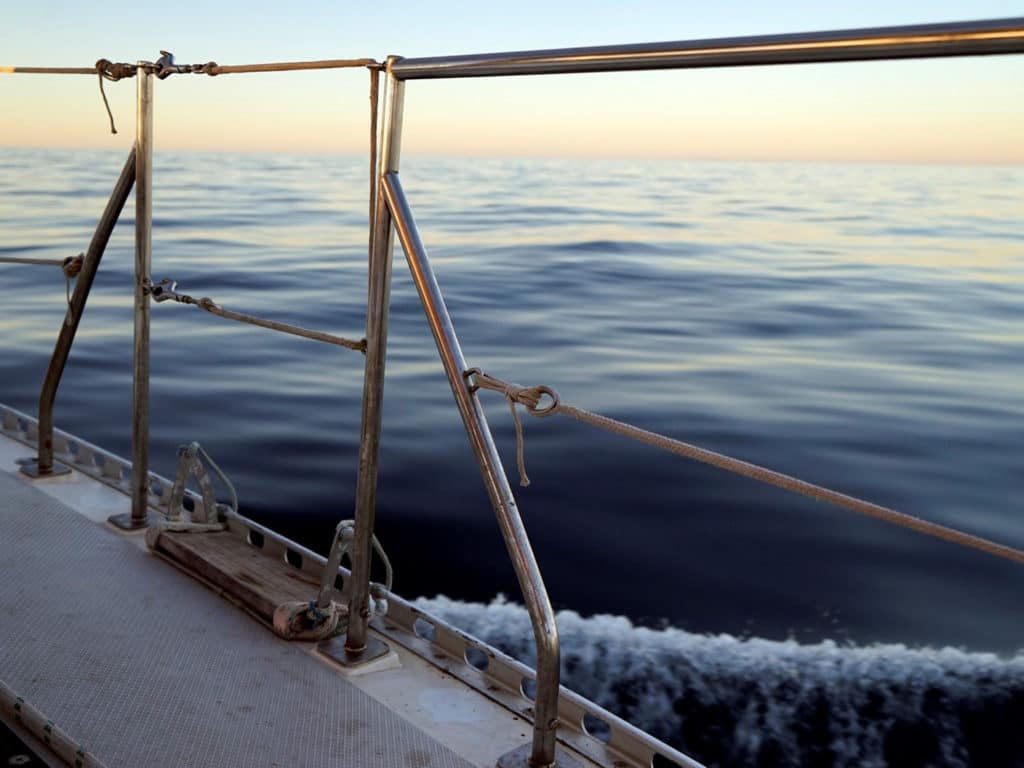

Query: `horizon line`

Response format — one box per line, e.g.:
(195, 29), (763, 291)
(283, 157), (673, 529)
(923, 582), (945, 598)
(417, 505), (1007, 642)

(1, 143), (1021, 168)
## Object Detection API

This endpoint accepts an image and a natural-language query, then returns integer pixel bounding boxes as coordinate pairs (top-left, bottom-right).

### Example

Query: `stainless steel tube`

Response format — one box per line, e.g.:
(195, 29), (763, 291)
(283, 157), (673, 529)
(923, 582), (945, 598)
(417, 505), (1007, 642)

(382, 171), (560, 767)
(36, 149), (136, 475)
(392, 17), (1024, 79)
(344, 57), (405, 654)
(123, 67), (153, 529)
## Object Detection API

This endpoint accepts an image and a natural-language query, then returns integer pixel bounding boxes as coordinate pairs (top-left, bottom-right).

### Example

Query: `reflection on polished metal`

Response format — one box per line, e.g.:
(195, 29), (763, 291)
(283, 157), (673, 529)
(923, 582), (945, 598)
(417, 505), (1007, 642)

(22, 149), (137, 480)
(342, 57), (405, 661)
(110, 67), (153, 532)
(391, 17), (1024, 79)
(382, 171), (560, 768)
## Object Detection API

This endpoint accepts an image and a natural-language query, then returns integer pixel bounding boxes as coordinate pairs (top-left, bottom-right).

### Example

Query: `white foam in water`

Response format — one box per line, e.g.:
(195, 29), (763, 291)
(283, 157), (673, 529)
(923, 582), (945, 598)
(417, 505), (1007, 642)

(416, 595), (1024, 768)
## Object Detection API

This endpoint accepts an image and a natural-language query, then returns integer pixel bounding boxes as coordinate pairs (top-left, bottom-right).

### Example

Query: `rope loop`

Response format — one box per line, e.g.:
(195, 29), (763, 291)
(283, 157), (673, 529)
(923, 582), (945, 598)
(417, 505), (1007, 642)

(61, 253), (84, 280)
(61, 253), (84, 320)
(466, 370), (562, 486)
(523, 385), (560, 417)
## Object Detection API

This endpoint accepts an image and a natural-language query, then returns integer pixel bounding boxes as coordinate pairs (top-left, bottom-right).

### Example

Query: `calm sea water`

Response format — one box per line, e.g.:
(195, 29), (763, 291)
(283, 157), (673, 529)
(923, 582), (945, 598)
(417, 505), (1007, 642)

(1, 148), (1022, 766)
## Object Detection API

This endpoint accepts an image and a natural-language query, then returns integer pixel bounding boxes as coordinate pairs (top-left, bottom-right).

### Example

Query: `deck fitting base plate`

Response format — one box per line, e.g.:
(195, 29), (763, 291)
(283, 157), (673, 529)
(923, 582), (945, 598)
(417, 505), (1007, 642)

(107, 512), (149, 531)
(496, 743), (585, 768)
(17, 458), (72, 479)
(318, 634), (389, 668)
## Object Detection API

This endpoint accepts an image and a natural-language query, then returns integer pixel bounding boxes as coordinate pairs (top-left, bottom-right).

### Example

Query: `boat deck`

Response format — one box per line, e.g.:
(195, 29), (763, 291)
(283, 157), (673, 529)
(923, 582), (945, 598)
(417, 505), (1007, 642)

(0, 437), (522, 768)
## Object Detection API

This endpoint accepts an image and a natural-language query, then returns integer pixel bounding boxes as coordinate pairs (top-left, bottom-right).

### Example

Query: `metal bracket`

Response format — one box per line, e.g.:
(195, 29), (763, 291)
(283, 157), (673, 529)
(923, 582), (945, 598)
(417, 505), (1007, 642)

(149, 277), (181, 303)
(154, 50), (176, 79)
(17, 456), (71, 479)
(108, 511), (150, 531)
(495, 743), (586, 768)
(167, 443), (220, 525)
(317, 633), (390, 668)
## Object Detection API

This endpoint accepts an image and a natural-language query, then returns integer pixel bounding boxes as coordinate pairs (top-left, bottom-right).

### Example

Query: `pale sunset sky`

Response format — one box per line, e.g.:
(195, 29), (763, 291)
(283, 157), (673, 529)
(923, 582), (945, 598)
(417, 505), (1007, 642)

(2, 1), (1022, 163)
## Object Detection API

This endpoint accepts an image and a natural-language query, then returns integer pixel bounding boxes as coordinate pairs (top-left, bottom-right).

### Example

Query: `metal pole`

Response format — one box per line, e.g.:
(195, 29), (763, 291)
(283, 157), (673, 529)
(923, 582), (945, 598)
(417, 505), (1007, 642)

(110, 66), (152, 531)
(335, 56), (405, 660)
(382, 172), (561, 768)
(22, 149), (136, 478)
(390, 17), (1024, 79)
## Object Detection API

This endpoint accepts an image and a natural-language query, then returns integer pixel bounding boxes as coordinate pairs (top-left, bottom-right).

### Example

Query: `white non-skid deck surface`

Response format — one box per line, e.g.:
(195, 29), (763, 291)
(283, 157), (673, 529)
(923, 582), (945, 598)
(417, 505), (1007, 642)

(0, 470), (474, 768)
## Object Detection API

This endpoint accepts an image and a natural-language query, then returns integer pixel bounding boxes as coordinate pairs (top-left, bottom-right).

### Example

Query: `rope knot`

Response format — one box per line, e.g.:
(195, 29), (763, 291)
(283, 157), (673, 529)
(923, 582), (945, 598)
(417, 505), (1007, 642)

(61, 253), (84, 280)
(95, 59), (137, 81)
(465, 370), (561, 487)
(94, 59), (136, 134)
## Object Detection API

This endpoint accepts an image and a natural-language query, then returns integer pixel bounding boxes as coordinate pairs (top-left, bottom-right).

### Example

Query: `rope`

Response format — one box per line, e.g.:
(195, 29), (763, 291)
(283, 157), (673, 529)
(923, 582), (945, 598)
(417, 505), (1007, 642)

(327, 519), (394, 603)
(194, 296), (367, 352)
(274, 519), (393, 641)
(0, 253), (83, 318)
(148, 279), (366, 352)
(0, 255), (72, 267)
(469, 369), (1024, 567)
(1, 66), (96, 74)
(62, 254), (83, 317)
(4, 58), (380, 77)
(193, 442), (239, 516)
(202, 58), (379, 75)
(95, 59), (138, 134)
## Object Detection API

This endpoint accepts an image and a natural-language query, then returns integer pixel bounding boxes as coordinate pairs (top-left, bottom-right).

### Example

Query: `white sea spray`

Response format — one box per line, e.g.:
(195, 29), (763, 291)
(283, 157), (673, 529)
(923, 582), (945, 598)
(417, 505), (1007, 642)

(416, 595), (1024, 768)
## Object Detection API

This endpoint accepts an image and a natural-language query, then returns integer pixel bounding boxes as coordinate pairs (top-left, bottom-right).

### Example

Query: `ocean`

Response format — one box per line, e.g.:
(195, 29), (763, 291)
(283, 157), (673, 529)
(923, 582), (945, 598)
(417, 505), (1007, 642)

(1, 148), (1022, 766)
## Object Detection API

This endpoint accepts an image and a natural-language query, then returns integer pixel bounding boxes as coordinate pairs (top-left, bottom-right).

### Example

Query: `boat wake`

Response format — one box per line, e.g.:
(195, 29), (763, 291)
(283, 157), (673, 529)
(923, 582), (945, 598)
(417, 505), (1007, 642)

(416, 596), (1024, 768)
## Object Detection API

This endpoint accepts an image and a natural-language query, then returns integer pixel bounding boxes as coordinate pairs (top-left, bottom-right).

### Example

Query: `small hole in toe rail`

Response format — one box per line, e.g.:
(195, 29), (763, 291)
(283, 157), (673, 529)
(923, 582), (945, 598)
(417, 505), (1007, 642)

(182, 496), (195, 513)
(520, 677), (537, 701)
(413, 618), (436, 642)
(334, 573), (345, 591)
(652, 754), (685, 768)
(583, 713), (612, 743)
(465, 646), (489, 671)
(247, 530), (264, 549)
(285, 549), (303, 568)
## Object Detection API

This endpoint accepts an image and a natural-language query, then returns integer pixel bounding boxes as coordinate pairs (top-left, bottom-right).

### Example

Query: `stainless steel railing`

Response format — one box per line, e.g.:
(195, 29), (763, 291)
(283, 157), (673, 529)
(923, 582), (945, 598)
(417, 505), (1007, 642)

(390, 17), (1024, 79)
(5, 17), (1024, 768)
(382, 170), (563, 763)
(374, 18), (1024, 767)
(14, 150), (136, 481)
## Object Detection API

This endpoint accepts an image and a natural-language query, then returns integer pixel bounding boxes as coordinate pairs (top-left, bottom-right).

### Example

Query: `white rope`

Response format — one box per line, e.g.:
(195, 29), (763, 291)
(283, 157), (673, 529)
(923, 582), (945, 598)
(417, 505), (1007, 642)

(470, 369), (1024, 568)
